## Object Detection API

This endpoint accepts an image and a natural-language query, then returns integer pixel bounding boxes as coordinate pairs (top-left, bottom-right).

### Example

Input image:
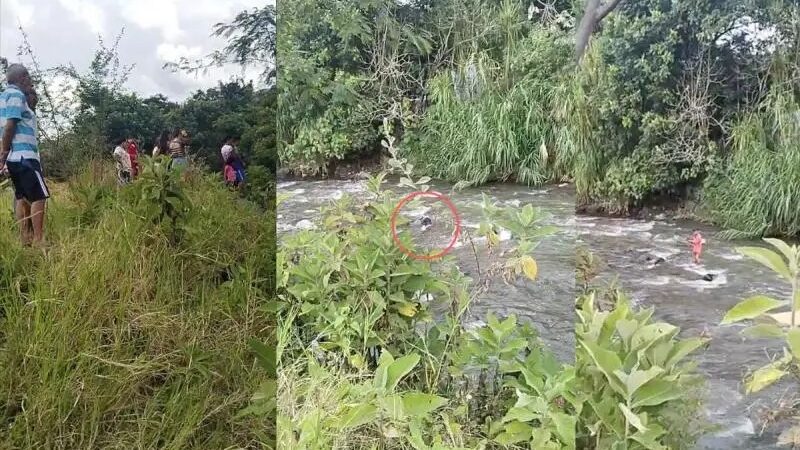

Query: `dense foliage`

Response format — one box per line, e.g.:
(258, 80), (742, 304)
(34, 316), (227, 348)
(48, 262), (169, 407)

(0, 163), (274, 448)
(272, 146), (707, 449)
(279, 0), (800, 237)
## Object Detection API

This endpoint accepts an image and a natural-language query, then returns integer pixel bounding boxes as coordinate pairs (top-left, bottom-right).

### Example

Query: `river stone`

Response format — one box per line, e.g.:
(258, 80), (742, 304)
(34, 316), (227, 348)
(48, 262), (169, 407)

(295, 219), (315, 230)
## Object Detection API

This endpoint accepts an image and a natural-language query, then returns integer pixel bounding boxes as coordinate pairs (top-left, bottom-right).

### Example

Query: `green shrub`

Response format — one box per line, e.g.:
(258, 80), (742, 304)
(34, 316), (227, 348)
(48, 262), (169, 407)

(0, 162), (274, 448)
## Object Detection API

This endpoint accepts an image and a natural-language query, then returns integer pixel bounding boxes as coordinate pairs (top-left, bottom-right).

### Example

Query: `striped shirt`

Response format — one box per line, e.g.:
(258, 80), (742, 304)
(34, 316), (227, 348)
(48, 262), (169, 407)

(169, 138), (186, 158)
(0, 84), (38, 162)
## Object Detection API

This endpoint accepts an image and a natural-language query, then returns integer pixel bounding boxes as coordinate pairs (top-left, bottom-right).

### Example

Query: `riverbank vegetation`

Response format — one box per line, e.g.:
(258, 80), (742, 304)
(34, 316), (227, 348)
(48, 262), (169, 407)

(273, 144), (708, 449)
(720, 239), (800, 447)
(0, 160), (274, 447)
(279, 0), (800, 237)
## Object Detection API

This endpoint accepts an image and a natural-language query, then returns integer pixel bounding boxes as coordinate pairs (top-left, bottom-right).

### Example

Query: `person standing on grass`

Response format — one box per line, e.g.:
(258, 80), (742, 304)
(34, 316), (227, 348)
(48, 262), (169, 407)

(168, 129), (190, 171)
(152, 131), (169, 157)
(113, 138), (132, 184)
(3, 88), (38, 226)
(0, 64), (49, 247)
(126, 137), (139, 178)
(229, 137), (246, 188)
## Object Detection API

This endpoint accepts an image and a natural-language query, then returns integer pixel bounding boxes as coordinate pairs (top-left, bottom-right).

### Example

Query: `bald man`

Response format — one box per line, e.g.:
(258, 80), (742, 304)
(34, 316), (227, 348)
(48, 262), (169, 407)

(0, 64), (48, 246)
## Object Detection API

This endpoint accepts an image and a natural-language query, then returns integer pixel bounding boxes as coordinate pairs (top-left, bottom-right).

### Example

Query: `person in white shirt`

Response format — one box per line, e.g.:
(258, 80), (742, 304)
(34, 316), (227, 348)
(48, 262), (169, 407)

(113, 138), (132, 184)
(221, 136), (234, 164)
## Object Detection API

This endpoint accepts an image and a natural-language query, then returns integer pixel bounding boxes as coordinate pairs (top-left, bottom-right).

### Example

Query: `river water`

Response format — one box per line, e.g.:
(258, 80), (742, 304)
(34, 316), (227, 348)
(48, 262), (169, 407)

(278, 178), (791, 450)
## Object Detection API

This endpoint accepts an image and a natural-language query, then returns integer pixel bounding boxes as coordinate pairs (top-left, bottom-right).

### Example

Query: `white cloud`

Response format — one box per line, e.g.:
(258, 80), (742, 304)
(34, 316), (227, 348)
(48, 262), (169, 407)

(119, 0), (183, 42)
(3, 0), (35, 28)
(56, 0), (106, 36)
(156, 43), (203, 62)
(2, 0), (265, 100)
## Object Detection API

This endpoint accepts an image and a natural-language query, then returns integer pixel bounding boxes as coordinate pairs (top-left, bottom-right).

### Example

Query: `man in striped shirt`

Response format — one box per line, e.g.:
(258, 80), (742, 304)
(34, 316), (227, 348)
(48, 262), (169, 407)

(0, 64), (49, 246)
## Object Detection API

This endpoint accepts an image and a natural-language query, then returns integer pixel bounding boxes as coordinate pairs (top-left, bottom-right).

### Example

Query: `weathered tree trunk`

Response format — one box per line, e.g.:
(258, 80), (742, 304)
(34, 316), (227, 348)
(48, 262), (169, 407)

(575, 0), (625, 62)
(576, 0), (602, 62)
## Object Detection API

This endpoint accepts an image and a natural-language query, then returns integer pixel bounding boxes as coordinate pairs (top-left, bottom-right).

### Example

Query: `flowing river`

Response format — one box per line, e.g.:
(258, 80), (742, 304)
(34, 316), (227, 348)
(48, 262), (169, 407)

(278, 177), (790, 450)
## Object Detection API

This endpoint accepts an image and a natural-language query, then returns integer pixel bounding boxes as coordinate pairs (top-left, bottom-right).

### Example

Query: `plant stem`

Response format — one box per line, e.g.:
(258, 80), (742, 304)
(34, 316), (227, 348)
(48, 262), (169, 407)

(792, 275), (798, 328)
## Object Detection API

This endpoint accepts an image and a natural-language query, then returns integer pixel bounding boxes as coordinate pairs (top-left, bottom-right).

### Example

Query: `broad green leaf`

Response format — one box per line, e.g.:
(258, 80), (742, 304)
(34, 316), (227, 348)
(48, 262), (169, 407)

(665, 337), (705, 367)
(763, 238), (796, 265)
(502, 406), (537, 423)
(615, 319), (639, 348)
(380, 394), (405, 421)
(787, 328), (800, 359)
(631, 429), (668, 450)
(494, 421), (533, 445)
(338, 403), (378, 429)
(401, 392), (448, 417)
(742, 324), (785, 338)
(520, 256), (538, 281)
(373, 351), (394, 390)
(249, 340), (276, 376)
(579, 340), (624, 394)
(631, 379), (682, 408)
(551, 412), (576, 448)
(737, 246), (792, 281)
(386, 354), (420, 391)
(631, 323), (677, 352)
(396, 302), (418, 317)
(619, 367), (664, 399)
(619, 403), (647, 432)
(721, 296), (786, 324)
(746, 364), (787, 394)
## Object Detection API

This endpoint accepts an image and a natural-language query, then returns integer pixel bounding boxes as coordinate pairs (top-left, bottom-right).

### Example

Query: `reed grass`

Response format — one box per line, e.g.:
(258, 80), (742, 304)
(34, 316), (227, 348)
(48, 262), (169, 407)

(0, 163), (273, 449)
(703, 82), (800, 238)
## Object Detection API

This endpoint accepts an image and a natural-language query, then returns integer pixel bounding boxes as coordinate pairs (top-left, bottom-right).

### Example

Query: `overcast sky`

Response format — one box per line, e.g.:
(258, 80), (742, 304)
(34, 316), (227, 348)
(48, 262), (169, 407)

(1, 0), (270, 101)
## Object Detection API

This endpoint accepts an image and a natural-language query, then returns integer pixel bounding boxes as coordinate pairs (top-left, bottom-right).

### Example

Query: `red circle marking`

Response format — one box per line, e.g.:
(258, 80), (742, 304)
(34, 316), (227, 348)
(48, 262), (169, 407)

(390, 191), (461, 261)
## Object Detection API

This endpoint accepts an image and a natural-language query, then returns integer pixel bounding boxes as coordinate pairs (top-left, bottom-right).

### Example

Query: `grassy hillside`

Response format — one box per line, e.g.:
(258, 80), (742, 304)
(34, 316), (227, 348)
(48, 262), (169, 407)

(0, 160), (274, 448)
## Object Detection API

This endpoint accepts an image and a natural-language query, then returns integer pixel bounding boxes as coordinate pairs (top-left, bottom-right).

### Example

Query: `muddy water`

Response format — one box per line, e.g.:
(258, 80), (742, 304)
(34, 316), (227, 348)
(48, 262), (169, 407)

(278, 178), (790, 450)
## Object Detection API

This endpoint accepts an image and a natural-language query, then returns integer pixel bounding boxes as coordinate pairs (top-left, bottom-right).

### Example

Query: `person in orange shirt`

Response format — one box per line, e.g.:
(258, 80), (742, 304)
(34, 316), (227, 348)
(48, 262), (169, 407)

(688, 230), (706, 264)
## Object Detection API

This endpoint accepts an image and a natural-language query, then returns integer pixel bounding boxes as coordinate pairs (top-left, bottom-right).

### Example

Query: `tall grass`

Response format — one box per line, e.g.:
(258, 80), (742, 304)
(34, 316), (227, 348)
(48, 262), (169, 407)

(553, 44), (607, 203)
(0, 161), (273, 448)
(703, 80), (800, 238)
(409, 27), (572, 186)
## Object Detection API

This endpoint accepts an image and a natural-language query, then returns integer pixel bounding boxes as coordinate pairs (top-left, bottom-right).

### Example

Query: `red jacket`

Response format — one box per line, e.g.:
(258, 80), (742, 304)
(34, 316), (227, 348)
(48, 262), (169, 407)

(127, 143), (139, 177)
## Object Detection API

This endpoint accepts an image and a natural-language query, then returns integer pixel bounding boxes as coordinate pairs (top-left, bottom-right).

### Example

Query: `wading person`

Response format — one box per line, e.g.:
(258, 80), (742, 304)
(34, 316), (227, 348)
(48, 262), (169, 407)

(0, 64), (49, 247)
(688, 230), (705, 264)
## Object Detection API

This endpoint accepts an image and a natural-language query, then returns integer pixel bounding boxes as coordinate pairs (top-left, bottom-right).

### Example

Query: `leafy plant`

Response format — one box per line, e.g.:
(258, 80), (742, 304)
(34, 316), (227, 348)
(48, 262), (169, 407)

(135, 156), (192, 242)
(576, 291), (708, 450)
(720, 238), (800, 390)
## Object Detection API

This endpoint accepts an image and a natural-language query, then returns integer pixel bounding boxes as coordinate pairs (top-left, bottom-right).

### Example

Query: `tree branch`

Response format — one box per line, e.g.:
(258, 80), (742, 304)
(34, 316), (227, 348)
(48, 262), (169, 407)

(595, 0), (624, 23)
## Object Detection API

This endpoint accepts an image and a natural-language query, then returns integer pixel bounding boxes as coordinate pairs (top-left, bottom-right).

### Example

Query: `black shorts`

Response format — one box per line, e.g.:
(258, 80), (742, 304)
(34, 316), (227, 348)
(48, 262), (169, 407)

(6, 159), (50, 202)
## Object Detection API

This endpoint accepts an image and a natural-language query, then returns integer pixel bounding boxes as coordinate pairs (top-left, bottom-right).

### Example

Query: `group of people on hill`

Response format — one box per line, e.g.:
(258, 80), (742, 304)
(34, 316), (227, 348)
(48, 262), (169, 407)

(0, 62), (247, 247)
(112, 129), (246, 190)
(114, 129), (191, 184)
(113, 138), (140, 184)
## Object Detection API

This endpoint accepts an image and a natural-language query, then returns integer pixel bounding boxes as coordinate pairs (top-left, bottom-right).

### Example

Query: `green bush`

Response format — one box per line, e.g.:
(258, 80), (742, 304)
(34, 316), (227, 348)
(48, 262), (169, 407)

(0, 161), (274, 448)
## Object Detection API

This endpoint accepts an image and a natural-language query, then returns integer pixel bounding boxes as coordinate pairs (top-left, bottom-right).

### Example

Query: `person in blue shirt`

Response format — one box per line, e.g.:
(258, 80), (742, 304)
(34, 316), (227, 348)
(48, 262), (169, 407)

(0, 64), (49, 246)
